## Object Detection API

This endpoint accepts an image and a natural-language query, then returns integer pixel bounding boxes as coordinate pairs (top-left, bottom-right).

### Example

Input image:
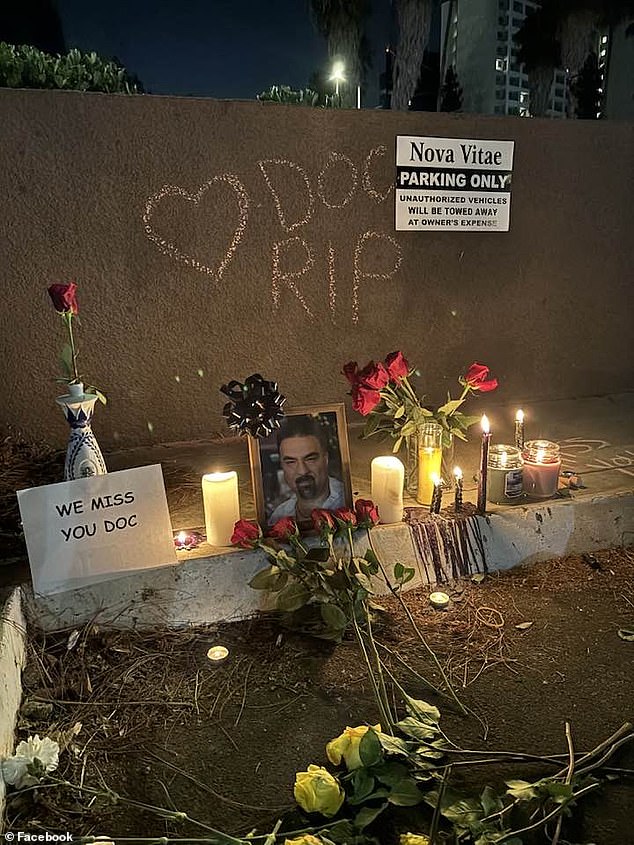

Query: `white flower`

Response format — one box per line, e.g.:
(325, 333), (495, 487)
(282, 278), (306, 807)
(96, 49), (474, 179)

(1, 735), (59, 788)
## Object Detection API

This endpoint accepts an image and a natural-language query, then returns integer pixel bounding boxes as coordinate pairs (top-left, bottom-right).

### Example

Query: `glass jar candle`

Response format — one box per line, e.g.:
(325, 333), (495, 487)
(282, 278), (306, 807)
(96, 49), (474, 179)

(487, 444), (523, 504)
(522, 439), (561, 498)
(416, 422), (443, 506)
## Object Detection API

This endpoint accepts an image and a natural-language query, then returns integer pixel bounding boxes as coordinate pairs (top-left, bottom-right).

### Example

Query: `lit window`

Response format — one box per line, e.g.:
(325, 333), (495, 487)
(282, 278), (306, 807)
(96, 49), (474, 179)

(600, 49), (607, 57)
(495, 58), (508, 72)
(520, 90), (529, 104)
(601, 35), (608, 44)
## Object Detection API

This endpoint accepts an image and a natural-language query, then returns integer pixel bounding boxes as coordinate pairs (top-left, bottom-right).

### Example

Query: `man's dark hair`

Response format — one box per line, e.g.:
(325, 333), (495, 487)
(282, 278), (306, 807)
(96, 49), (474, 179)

(277, 415), (329, 453)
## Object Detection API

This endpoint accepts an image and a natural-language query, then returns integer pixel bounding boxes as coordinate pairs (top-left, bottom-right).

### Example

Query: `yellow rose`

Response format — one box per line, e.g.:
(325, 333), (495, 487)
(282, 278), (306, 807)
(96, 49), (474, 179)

(400, 834), (431, 845)
(326, 724), (381, 771)
(293, 764), (344, 817)
(284, 836), (324, 845)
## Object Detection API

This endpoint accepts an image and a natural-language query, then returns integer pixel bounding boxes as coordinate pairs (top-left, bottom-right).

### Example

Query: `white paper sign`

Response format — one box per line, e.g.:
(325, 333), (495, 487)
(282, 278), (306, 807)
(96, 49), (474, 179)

(17, 465), (177, 596)
(395, 135), (515, 232)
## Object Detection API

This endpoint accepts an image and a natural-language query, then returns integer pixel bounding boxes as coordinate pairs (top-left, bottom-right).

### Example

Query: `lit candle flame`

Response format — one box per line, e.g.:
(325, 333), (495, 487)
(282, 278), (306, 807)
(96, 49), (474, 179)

(501, 451), (508, 467)
(431, 473), (441, 486)
(177, 531), (187, 544)
(453, 466), (463, 480)
(515, 409), (524, 423)
(536, 448), (545, 463)
(481, 414), (490, 434)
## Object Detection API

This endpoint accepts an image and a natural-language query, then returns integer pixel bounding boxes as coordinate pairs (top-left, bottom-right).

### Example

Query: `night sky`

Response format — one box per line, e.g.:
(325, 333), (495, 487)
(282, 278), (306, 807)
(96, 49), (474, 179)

(55, 0), (395, 105)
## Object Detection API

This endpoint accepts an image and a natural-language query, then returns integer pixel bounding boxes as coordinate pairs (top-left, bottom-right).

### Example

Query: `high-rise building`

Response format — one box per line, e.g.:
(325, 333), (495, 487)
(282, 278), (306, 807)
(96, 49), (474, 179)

(440, 0), (567, 118)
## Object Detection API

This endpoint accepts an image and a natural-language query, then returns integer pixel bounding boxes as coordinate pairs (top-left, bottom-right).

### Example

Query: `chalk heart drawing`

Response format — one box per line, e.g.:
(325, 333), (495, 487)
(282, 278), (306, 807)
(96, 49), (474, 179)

(142, 174), (249, 282)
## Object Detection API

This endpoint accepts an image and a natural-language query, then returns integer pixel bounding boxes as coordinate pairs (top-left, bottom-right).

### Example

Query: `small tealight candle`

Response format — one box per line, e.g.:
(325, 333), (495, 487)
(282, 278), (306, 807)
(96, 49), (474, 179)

(207, 645), (229, 663)
(173, 530), (204, 551)
(429, 591), (450, 610)
(202, 471), (240, 546)
(453, 466), (463, 512)
(514, 409), (525, 450)
(371, 455), (404, 523)
(522, 440), (561, 498)
(476, 415), (491, 514)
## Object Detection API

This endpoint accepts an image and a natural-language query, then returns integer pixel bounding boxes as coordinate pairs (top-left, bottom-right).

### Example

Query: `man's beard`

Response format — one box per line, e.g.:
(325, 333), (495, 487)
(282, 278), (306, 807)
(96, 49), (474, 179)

(295, 475), (318, 499)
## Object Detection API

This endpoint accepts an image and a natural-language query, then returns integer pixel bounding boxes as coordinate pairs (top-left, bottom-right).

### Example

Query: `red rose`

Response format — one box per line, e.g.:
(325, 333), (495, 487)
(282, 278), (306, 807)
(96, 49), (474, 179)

(312, 508), (336, 533)
(464, 362), (498, 393)
(384, 351), (409, 381)
(351, 384), (381, 416)
(357, 361), (389, 390)
(48, 282), (79, 315)
(355, 499), (380, 527)
(342, 361), (359, 386)
(267, 517), (298, 543)
(333, 507), (357, 526)
(231, 519), (262, 549)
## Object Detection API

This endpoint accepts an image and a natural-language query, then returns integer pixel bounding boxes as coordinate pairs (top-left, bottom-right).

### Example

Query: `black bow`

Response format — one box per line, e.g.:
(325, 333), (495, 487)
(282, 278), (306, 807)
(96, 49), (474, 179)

(220, 373), (286, 438)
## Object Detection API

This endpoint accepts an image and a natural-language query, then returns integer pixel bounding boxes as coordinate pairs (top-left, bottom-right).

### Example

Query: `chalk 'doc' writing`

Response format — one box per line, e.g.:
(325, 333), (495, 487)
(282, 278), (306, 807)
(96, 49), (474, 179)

(142, 146), (398, 324)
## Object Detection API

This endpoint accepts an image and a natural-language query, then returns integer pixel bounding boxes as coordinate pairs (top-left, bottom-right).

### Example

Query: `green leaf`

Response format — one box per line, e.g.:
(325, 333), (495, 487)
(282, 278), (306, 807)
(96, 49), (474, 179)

(305, 546), (332, 563)
(505, 779), (538, 800)
(320, 603), (348, 631)
(355, 571), (373, 591)
(545, 781), (574, 803)
(377, 732), (412, 757)
(394, 405), (405, 418)
(437, 399), (464, 416)
(442, 796), (484, 828)
(388, 777), (423, 806)
(404, 695), (440, 726)
(248, 565), (287, 591)
(350, 768), (375, 803)
(392, 436), (403, 453)
(373, 761), (410, 787)
(396, 717), (439, 741)
(480, 785), (503, 817)
(359, 727), (383, 767)
(393, 562), (414, 585)
(354, 803), (388, 830)
(275, 581), (310, 612)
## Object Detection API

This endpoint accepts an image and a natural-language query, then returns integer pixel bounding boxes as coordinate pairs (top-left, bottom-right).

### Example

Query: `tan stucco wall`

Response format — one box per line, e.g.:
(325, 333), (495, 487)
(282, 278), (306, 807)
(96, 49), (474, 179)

(0, 89), (632, 447)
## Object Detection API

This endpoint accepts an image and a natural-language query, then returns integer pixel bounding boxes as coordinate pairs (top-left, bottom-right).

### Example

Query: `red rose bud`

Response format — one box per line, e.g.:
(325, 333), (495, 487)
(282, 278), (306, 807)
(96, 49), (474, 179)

(355, 499), (380, 527)
(342, 361), (359, 385)
(384, 350), (409, 381)
(351, 384), (381, 416)
(312, 508), (336, 533)
(231, 519), (262, 549)
(464, 362), (498, 393)
(48, 282), (79, 315)
(333, 507), (357, 526)
(267, 517), (298, 543)
(357, 361), (389, 390)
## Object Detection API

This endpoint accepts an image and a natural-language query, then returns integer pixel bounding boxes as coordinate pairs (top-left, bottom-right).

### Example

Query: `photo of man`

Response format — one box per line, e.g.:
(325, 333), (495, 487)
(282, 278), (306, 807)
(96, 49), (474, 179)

(267, 415), (345, 527)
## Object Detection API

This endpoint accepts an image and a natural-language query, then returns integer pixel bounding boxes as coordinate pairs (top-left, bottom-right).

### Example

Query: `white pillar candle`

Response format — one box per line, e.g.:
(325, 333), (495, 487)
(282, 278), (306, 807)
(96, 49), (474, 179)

(371, 456), (404, 524)
(202, 471), (240, 546)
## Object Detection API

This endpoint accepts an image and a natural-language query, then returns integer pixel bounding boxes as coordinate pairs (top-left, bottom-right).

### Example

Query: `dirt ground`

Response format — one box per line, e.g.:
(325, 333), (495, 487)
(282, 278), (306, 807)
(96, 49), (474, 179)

(4, 547), (633, 843)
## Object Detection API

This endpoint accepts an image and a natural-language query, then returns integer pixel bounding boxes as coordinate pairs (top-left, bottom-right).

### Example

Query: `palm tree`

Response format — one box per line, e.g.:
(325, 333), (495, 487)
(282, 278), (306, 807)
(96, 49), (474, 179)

(310, 0), (371, 107)
(391, 0), (433, 111)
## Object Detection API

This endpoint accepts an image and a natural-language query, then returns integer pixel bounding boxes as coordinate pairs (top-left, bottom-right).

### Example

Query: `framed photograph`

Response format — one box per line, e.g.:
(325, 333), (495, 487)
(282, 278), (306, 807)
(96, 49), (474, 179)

(248, 403), (353, 533)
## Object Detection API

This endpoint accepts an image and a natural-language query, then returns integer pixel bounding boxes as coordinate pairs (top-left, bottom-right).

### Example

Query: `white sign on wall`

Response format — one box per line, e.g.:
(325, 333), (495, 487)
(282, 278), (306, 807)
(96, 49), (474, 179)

(395, 135), (515, 232)
(17, 464), (176, 596)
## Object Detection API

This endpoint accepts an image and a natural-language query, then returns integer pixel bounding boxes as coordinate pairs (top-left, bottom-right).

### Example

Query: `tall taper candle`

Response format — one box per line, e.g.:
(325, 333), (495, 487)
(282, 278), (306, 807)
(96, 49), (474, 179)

(202, 471), (240, 546)
(371, 456), (404, 523)
(453, 466), (463, 512)
(430, 474), (443, 514)
(514, 409), (525, 450)
(476, 415), (491, 514)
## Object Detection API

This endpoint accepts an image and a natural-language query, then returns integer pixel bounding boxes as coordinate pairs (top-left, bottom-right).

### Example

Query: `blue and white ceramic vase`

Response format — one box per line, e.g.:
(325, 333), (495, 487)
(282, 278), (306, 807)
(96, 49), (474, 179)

(56, 382), (107, 480)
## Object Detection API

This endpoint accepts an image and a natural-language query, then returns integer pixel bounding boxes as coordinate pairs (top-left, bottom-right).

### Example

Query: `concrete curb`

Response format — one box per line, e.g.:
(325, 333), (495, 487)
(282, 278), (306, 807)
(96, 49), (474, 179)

(22, 491), (634, 632)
